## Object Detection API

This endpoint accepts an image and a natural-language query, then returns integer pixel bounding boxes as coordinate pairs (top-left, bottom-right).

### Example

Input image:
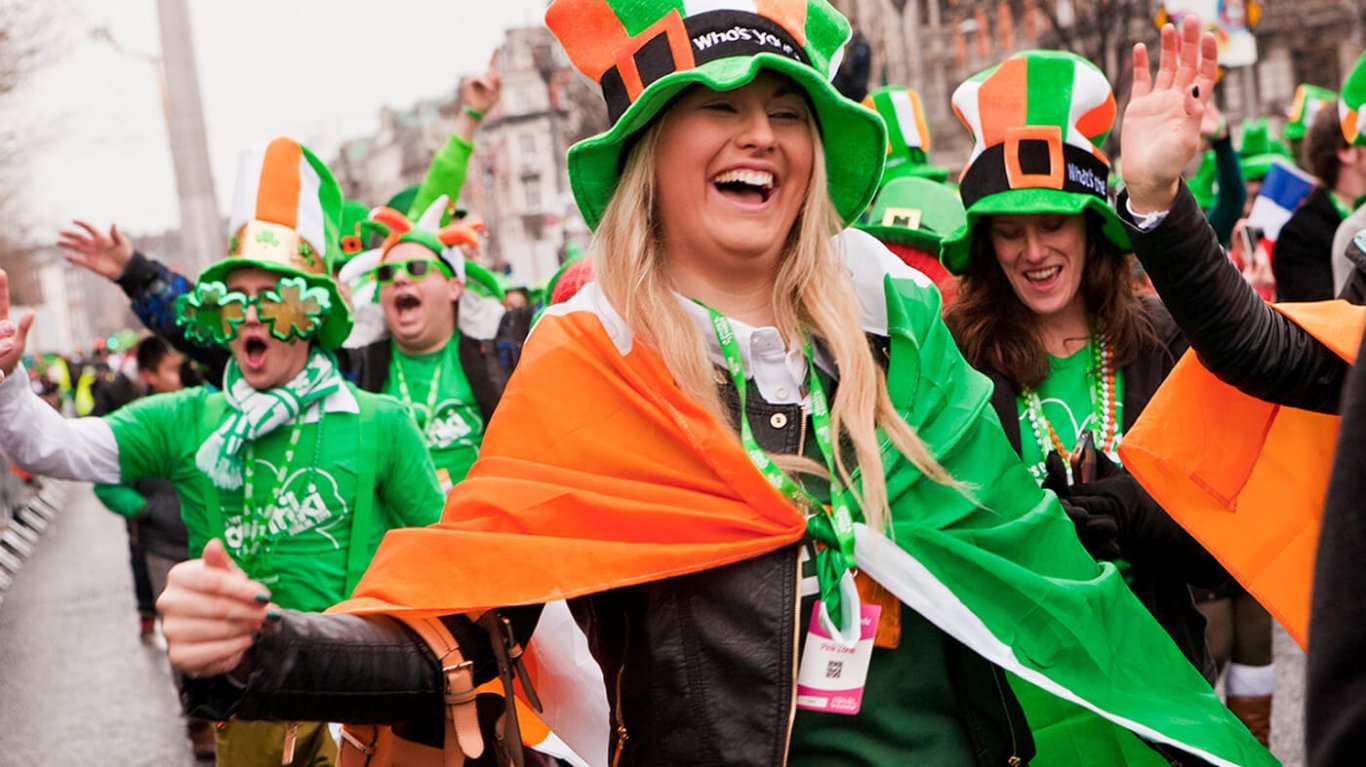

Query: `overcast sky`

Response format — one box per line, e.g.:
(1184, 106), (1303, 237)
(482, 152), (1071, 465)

(9, 0), (551, 239)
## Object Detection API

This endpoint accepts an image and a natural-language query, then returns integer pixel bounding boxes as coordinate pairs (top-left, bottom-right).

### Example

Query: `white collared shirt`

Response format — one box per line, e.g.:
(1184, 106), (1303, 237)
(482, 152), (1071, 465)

(678, 297), (834, 406)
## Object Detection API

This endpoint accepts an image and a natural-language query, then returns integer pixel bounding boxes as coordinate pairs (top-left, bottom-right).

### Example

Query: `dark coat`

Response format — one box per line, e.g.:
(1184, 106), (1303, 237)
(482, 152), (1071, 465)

(1273, 186), (1342, 302)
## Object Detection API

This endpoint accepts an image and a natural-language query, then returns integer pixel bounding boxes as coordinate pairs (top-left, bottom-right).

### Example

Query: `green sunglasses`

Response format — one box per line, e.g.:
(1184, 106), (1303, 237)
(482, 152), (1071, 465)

(176, 276), (332, 345)
(373, 257), (454, 284)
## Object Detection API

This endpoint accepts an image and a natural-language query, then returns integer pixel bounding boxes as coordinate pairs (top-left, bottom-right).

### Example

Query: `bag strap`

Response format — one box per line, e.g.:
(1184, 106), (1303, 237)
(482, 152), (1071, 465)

(476, 612), (541, 767)
(391, 614), (484, 766)
(345, 392), (380, 596)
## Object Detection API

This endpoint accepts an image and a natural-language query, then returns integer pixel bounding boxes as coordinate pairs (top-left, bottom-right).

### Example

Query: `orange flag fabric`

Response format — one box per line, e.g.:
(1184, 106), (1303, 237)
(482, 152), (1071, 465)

(333, 288), (805, 617)
(1120, 300), (1366, 649)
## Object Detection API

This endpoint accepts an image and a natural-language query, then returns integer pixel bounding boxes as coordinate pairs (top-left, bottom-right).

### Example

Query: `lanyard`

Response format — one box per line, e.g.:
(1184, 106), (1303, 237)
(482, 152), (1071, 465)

(701, 304), (859, 628)
(393, 347), (446, 441)
(239, 408), (322, 575)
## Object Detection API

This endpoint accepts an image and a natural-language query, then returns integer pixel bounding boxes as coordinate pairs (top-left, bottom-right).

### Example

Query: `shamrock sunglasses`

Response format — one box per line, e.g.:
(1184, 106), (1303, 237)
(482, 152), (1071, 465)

(175, 275), (333, 345)
(372, 257), (454, 284)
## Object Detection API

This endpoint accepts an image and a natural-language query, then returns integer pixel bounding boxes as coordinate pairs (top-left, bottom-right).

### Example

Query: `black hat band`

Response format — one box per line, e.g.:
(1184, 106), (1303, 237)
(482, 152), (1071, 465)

(959, 126), (1111, 209)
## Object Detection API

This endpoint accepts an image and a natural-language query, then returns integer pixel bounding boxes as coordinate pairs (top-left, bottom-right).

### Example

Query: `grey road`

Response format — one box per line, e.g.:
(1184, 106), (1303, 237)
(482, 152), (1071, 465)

(0, 483), (1312, 766)
(0, 483), (198, 767)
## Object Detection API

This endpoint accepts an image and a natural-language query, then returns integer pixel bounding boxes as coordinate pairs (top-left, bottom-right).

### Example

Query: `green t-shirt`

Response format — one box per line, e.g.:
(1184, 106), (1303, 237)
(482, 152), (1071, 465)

(1015, 344), (1126, 483)
(383, 337), (485, 491)
(104, 385), (443, 612)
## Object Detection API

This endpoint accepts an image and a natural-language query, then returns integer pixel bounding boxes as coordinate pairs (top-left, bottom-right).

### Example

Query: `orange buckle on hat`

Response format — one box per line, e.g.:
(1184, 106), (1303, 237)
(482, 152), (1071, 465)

(1003, 125), (1064, 191)
(613, 10), (696, 104)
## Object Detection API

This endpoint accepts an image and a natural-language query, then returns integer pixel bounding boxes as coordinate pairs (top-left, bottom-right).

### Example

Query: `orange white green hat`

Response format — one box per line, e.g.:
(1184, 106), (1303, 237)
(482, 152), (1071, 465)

(861, 85), (948, 183)
(186, 137), (351, 349)
(1284, 83), (1336, 142)
(544, 0), (886, 231)
(940, 50), (1129, 275)
(1340, 52), (1366, 146)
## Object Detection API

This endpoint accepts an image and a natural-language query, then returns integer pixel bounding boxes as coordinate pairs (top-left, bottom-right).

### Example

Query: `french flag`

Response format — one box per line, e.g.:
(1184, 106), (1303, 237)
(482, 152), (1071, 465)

(1247, 160), (1317, 246)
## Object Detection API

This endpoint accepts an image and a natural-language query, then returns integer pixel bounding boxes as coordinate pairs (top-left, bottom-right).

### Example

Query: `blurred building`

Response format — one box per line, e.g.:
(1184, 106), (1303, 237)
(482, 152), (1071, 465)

(332, 26), (608, 288)
(832, 0), (1365, 172)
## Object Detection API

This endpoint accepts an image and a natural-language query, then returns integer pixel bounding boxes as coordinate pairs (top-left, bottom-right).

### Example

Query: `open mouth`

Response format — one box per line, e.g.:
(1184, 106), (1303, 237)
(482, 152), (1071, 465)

(713, 168), (775, 205)
(244, 337), (268, 369)
(1024, 265), (1062, 284)
(393, 292), (423, 319)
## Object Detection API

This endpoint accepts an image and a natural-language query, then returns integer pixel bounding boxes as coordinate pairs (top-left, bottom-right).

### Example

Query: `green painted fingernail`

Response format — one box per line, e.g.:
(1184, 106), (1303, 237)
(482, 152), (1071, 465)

(254, 593), (270, 604)
(266, 609), (283, 620)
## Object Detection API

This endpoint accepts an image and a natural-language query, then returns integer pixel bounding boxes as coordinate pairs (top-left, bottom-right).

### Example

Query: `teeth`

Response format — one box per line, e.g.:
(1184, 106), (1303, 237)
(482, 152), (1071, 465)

(1025, 266), (1060, 280)
(713, 169), (774, 189)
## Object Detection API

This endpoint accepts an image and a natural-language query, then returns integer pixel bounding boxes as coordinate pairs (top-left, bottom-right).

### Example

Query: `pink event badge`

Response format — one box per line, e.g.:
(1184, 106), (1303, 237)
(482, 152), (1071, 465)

(795, 600), (881, 716)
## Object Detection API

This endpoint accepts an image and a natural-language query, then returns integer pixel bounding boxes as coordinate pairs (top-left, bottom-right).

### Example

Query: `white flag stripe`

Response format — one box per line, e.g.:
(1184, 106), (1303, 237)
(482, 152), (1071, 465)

(295, 153), (327, 260)
(229, 143), (267, 236)
(852, 523), (1240, 767)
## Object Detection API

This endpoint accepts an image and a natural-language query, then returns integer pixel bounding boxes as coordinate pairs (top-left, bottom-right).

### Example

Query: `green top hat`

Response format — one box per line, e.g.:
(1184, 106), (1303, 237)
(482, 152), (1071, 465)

(857, 176), (966, 252)
(861, 86), (950, 183)
(1341, 52), (1366, 146)
(1285, 83), (1337, 142)
(939, 50), (1128, 275)
(194, 137), (352, 350)
(1237, 118), (1291, 181)
(545, 0), (886, 232)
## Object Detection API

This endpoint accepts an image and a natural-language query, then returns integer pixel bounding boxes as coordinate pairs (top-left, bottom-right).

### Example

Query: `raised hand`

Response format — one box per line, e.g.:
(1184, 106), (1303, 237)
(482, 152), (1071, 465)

(1121, 15), (1219, 213)
(460, 48), (504, 116)
(158, 539), (273, 678)
(57, 220), (133, 280)
(0, 270), (36, 381)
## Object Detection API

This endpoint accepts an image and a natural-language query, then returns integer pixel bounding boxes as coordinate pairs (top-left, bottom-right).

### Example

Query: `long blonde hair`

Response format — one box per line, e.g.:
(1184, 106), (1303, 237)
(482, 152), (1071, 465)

(592, 112), (952, 533)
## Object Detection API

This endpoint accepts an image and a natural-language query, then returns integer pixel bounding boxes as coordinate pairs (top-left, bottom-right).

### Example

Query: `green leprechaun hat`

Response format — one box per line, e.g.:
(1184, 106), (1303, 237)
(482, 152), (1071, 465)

(545, 0), (886, 231)
(861, 85), (949, 183)
(1237, 118), (1292, 182)
(189, 137), (351, 349)
(940, 50), (1128, 275)
(1285, 83), (1337, 142)
(1340, 53), (1366, 146)
(858, 176), (966, 252)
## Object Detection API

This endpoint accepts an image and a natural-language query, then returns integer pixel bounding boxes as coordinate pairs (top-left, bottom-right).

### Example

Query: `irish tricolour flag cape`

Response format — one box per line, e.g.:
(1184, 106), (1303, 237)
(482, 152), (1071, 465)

(332, 230), (1273, 766)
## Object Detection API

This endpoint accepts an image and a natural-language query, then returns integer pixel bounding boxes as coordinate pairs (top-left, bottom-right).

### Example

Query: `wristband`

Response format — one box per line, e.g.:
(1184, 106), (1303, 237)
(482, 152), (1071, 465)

(462, 105), (485, 121)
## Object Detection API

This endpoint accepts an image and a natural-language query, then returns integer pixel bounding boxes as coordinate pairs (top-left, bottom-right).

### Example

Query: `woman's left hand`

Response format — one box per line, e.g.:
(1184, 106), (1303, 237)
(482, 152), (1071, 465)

(1120, 15), (1219, 213)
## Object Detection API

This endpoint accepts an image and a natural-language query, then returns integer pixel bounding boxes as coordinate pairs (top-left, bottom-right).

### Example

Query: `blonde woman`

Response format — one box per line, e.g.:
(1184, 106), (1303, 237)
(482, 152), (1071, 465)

(152, 3), (1269, 765)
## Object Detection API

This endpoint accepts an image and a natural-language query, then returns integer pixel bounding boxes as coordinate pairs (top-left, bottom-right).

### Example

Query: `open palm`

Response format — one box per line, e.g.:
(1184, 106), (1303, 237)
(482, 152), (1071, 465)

(1120, 16), (1219, 212)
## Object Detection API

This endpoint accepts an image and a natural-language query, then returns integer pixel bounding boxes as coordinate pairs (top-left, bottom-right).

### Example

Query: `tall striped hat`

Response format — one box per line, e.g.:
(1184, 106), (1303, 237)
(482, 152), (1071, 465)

(861, 85), (949, 183)
(1284, 83), (1336, 142)
(545, 0), (886, 231)
(199, 137), (351, 349)
(940, 50), (1129, 274)
(1340, 52), (1366, 146)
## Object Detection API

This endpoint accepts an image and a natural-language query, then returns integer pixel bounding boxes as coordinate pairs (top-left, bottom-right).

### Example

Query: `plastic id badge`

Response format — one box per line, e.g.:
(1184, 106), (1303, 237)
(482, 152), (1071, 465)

(795, 600), (881, 715)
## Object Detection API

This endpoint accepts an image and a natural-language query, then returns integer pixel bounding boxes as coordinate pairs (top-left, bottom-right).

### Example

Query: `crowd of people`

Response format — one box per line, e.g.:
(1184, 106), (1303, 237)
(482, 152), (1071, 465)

(1, 0), (1365, 764)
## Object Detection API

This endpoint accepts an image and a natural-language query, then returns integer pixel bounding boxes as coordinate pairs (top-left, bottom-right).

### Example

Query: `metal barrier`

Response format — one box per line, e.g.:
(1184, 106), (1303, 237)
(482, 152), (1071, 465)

(0, 459), (68, 606)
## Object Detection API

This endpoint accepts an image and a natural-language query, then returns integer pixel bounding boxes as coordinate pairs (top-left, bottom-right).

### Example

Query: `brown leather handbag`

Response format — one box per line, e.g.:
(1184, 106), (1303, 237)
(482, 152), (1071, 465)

(336, 613), (541, 767)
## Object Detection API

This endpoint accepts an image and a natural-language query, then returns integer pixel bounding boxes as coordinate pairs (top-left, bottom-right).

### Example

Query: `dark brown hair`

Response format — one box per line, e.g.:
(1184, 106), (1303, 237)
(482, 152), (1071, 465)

(1305, 105), (1348, 188)
(944, 212), (1157, 389)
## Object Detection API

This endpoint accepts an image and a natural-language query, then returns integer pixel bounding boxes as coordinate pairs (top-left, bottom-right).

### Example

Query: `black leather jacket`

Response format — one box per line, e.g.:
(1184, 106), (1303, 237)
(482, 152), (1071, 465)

(1117, 183), (1348, 414)
(183, 341), (1033, 766)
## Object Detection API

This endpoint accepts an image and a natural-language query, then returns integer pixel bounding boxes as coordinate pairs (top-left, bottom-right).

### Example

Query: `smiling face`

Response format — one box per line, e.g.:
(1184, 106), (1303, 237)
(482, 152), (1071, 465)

(653, 71), (816, 279)
(377, 241), (462, 355)
(224, 267), (312, 390)
(988, 212), (1089, 319)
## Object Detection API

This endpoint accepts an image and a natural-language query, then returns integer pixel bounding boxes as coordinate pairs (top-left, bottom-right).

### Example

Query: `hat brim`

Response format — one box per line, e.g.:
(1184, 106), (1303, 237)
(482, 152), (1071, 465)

(939, 189), (1130, 275)
(199, 258), (353, 350)
(1241, 154), (1286, 181)
(566, 54), (886, 232)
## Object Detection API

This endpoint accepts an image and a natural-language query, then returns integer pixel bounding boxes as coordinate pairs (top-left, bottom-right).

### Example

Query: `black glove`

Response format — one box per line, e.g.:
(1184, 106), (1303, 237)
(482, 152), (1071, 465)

(1042, 450), (1123, 561)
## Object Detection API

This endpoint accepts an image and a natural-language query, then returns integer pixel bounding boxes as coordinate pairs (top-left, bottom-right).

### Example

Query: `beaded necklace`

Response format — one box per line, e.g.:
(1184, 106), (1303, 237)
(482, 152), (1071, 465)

(1022, 333), (1118, 464)
(238, 403), (327, 574)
